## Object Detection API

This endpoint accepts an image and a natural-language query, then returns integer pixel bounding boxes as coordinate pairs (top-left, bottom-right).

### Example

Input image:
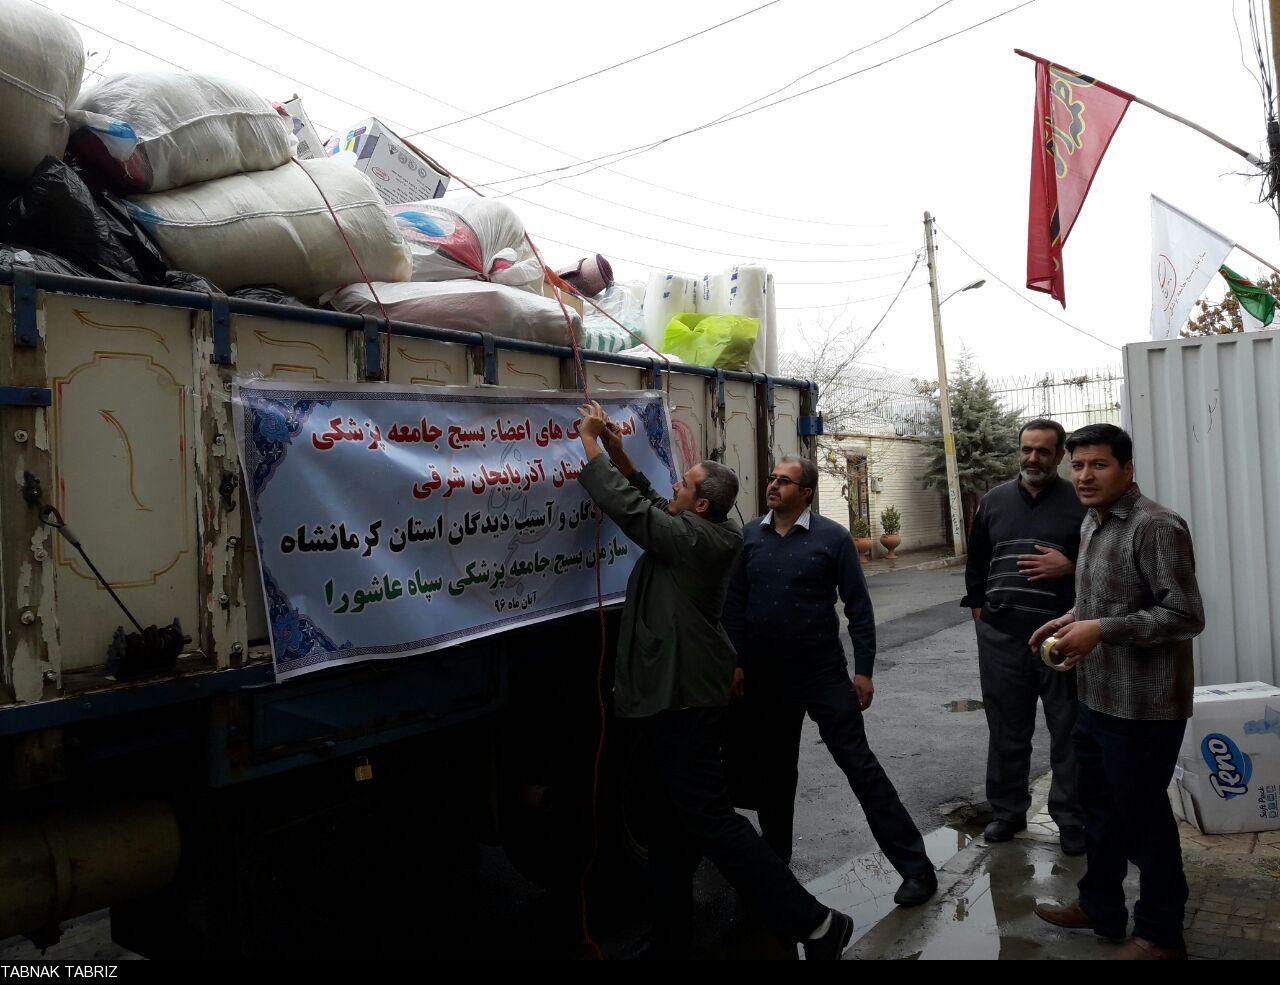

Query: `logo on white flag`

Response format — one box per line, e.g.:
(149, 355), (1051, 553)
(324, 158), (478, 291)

(1150, 196), (1234, 341)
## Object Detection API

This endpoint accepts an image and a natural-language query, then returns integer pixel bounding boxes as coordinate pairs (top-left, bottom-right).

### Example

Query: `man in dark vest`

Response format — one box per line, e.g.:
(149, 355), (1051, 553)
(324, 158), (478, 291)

(962, 418), (1087, 855)
(575, 401), (852, 960)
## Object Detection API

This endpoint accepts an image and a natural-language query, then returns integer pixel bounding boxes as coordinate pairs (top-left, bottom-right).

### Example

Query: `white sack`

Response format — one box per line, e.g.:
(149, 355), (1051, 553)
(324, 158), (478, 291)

(128, 158), (411, 303)
(325, 280), (582, 347)
(390, 196), (541, 291)
(0, 0), (84, 181)
(696, 272), (731, 314)
(71, 71), (295, 194)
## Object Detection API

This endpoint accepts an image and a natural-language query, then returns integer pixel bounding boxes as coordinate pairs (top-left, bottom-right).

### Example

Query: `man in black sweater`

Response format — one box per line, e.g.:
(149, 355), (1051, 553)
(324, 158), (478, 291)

(962, 418), (1086, 855)
(722, 455), (936, 907)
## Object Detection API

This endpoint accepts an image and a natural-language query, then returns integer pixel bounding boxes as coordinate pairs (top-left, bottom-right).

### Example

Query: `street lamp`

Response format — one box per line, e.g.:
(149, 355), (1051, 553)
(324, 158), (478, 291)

(941, 279), (986, 306)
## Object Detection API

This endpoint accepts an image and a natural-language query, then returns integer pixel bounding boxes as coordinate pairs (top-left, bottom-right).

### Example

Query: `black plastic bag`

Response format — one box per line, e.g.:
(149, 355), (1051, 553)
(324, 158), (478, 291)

(1, 157), (165, 283)
(0, 242), (91, 277)
(231, 284), (309, 309)
(163, 270), (223, 295)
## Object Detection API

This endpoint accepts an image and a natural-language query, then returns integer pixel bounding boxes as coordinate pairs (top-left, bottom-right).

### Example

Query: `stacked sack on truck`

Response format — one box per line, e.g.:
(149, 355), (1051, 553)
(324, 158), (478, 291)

(0, 0), (84, 183)
(325, 192), (584, 346)
(63, 71), (410, 303)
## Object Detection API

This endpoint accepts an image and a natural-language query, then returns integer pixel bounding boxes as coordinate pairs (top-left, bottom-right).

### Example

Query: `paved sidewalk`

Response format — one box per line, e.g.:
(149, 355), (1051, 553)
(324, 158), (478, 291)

(849, 773), (1280, 960)
(860, 546), (964, 578)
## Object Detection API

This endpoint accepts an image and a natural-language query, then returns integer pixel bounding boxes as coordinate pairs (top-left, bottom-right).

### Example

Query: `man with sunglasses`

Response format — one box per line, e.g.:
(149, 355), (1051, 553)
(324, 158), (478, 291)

(722, 456), (937, 907)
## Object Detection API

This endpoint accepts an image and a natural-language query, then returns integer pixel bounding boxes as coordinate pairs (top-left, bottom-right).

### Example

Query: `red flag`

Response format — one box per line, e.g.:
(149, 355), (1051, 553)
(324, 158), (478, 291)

(1021, 51), (1133, 307)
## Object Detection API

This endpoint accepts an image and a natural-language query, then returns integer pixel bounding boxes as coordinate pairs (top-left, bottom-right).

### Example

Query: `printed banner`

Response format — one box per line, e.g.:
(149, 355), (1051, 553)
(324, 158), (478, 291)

(232, 382), (677, 679)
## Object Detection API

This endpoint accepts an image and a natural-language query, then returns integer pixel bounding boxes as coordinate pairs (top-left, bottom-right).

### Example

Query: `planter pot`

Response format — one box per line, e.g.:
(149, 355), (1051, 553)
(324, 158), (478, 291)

(879, 533), (901, 558)
(854, 537), (873, 559)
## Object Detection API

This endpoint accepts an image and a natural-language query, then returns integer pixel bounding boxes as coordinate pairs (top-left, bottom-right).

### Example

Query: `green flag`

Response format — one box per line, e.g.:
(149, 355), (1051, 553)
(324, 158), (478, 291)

(1219, 265), (1276, 327)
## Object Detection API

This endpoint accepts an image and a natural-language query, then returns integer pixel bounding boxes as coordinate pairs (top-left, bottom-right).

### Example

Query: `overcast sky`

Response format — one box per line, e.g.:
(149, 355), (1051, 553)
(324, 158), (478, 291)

(44, 0), (1280, 380)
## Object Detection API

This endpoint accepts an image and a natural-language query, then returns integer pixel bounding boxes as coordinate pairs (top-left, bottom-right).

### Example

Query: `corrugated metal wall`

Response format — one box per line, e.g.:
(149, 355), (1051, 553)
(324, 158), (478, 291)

(1124, 331), (1280, 686)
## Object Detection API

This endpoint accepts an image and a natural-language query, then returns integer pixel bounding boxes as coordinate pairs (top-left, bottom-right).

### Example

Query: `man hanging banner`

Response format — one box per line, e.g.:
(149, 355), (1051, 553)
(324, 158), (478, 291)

(1022, 53), (1133, 307)
(1150, 195), (1234, 341)
(232, 381), (678, 680)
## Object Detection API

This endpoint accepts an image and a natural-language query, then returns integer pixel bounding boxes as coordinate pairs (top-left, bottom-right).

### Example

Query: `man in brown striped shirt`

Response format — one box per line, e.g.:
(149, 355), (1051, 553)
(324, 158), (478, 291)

(1030, 424), (1204, 961)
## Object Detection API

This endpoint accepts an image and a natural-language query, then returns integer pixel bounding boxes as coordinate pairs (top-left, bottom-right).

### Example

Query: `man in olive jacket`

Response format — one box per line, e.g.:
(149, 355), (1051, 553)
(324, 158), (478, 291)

(576, 401), (849, 960)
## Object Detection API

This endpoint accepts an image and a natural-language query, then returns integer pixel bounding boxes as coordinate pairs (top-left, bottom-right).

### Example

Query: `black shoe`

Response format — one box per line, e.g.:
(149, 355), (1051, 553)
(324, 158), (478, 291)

(802, 909), (854, 961)
(983, 818), (1026, 843)
(893, 869), (938, 907)
(1059, 824), (1087, 856)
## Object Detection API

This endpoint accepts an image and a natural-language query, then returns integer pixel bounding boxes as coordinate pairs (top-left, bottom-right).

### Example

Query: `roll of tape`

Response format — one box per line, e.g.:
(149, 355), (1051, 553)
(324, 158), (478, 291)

(1041, 635), (1069, 672)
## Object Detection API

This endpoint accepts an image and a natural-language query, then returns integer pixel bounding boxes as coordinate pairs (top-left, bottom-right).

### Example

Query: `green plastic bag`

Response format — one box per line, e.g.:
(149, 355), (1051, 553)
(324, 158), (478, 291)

(660, 312), (759, 371)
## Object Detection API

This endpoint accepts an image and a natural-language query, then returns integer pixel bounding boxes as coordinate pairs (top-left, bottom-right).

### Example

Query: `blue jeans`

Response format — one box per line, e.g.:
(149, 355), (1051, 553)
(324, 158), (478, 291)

(1073, 704), (1188, 948)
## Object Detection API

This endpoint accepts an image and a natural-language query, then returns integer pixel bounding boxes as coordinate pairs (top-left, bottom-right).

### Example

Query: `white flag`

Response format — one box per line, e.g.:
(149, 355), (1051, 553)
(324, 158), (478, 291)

(1150, 196), (1234, 341)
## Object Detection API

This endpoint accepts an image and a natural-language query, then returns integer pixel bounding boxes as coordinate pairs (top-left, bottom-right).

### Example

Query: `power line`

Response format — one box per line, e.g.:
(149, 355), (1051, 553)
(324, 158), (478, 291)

(97, 0), (921, 245)
(210, 0), (924, 243)
(777, 282), (929, 310)
(483, 0), (1043, 195)
(934, 228), (1122, 351)
(509, 192), (916, 262)
(700, 0), (957, 128)
(415, 1), (785, 134)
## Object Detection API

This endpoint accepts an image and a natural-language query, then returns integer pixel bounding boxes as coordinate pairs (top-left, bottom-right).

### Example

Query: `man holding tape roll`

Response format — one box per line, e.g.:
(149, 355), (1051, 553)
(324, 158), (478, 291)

(962, 419), (1087, 855)
(1031, 424), (1204, 961)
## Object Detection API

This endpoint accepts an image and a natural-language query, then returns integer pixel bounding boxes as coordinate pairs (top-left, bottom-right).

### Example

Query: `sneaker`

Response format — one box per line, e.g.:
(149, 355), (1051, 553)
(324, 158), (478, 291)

(893, 869), (938, 906)
(802, 909), (854, 961)
(983, 818), (1026, 843)
(1033, 899), (1126, 941)
(1058, 824), (1087, 856)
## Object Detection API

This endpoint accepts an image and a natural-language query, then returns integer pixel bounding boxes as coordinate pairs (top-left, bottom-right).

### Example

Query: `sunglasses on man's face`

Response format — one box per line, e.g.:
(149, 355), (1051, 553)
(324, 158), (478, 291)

(766, 475), (803, 488)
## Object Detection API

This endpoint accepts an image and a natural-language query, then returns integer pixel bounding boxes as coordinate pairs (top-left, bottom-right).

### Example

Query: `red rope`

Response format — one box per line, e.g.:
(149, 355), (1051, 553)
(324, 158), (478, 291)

(292, 158), (396, 380)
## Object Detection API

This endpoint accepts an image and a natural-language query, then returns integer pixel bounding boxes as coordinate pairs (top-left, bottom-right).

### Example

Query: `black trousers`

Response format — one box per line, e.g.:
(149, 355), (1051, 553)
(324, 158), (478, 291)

(1074, 705), (1189, 948)
(975, 619), (1082, 827)
(644, 708), (828, 956)
(744, 655), (932, 878)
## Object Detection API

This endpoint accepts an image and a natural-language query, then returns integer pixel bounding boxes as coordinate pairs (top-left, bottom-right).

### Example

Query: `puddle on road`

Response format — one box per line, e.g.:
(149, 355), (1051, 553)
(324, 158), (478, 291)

(942, 699), (985, 712)
(802, 823), (974, 953)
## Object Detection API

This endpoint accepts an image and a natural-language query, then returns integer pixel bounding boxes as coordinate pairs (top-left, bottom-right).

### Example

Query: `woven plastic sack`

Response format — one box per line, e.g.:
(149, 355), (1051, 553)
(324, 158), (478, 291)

(661, 312), (758, 371)
(126, 158), (410, 303)
(389, 196), (541, 291)
(69, 72), (295, 194)
(323, 279), (580, 346)
(0, 0), (84, 182)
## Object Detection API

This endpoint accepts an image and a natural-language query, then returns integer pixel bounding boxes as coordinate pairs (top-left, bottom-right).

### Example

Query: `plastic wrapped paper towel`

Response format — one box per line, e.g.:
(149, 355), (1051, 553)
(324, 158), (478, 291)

(642, 272), (697, 350)
(696, 264), (771, 374)
(765, 273), (779, 376)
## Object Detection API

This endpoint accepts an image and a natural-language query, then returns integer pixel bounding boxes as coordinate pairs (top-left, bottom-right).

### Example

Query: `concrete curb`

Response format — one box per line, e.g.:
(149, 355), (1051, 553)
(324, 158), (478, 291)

(863, 554), (967, 578)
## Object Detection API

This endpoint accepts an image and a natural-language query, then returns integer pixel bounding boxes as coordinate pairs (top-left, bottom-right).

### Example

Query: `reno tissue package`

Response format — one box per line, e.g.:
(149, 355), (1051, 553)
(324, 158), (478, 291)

(1172, 681), (1280, 834)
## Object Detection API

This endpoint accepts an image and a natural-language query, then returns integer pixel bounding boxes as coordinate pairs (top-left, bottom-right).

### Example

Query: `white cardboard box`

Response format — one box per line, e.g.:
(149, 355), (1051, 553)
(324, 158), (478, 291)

(324, 118), (449, 206)
(1172, 681), (1280, 834)
(281, 96), (326, 161)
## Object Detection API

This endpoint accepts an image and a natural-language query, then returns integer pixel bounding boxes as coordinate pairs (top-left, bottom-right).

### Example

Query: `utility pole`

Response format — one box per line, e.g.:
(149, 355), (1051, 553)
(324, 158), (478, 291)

(1270, 1), (1280, 232)
(924, 211), (966, 555)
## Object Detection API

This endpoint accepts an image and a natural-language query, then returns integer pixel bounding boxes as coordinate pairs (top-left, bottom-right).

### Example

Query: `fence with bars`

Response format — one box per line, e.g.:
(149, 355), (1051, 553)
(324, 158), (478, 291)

(811, 365), (1124, 438)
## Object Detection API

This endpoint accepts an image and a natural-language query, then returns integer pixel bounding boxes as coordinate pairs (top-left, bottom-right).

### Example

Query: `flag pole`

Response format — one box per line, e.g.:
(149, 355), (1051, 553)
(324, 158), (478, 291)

(1014, 50), (1266, 169)
(1235, 243), (1280, 277)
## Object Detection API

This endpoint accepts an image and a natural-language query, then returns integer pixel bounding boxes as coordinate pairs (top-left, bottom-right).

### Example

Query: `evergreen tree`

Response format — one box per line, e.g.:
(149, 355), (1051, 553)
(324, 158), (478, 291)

(920, 351), (1022, 531)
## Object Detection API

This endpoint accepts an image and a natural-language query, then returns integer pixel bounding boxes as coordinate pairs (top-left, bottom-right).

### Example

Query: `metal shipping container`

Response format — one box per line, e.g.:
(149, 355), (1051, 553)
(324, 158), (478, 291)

(1124, 330), (1280, 686)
